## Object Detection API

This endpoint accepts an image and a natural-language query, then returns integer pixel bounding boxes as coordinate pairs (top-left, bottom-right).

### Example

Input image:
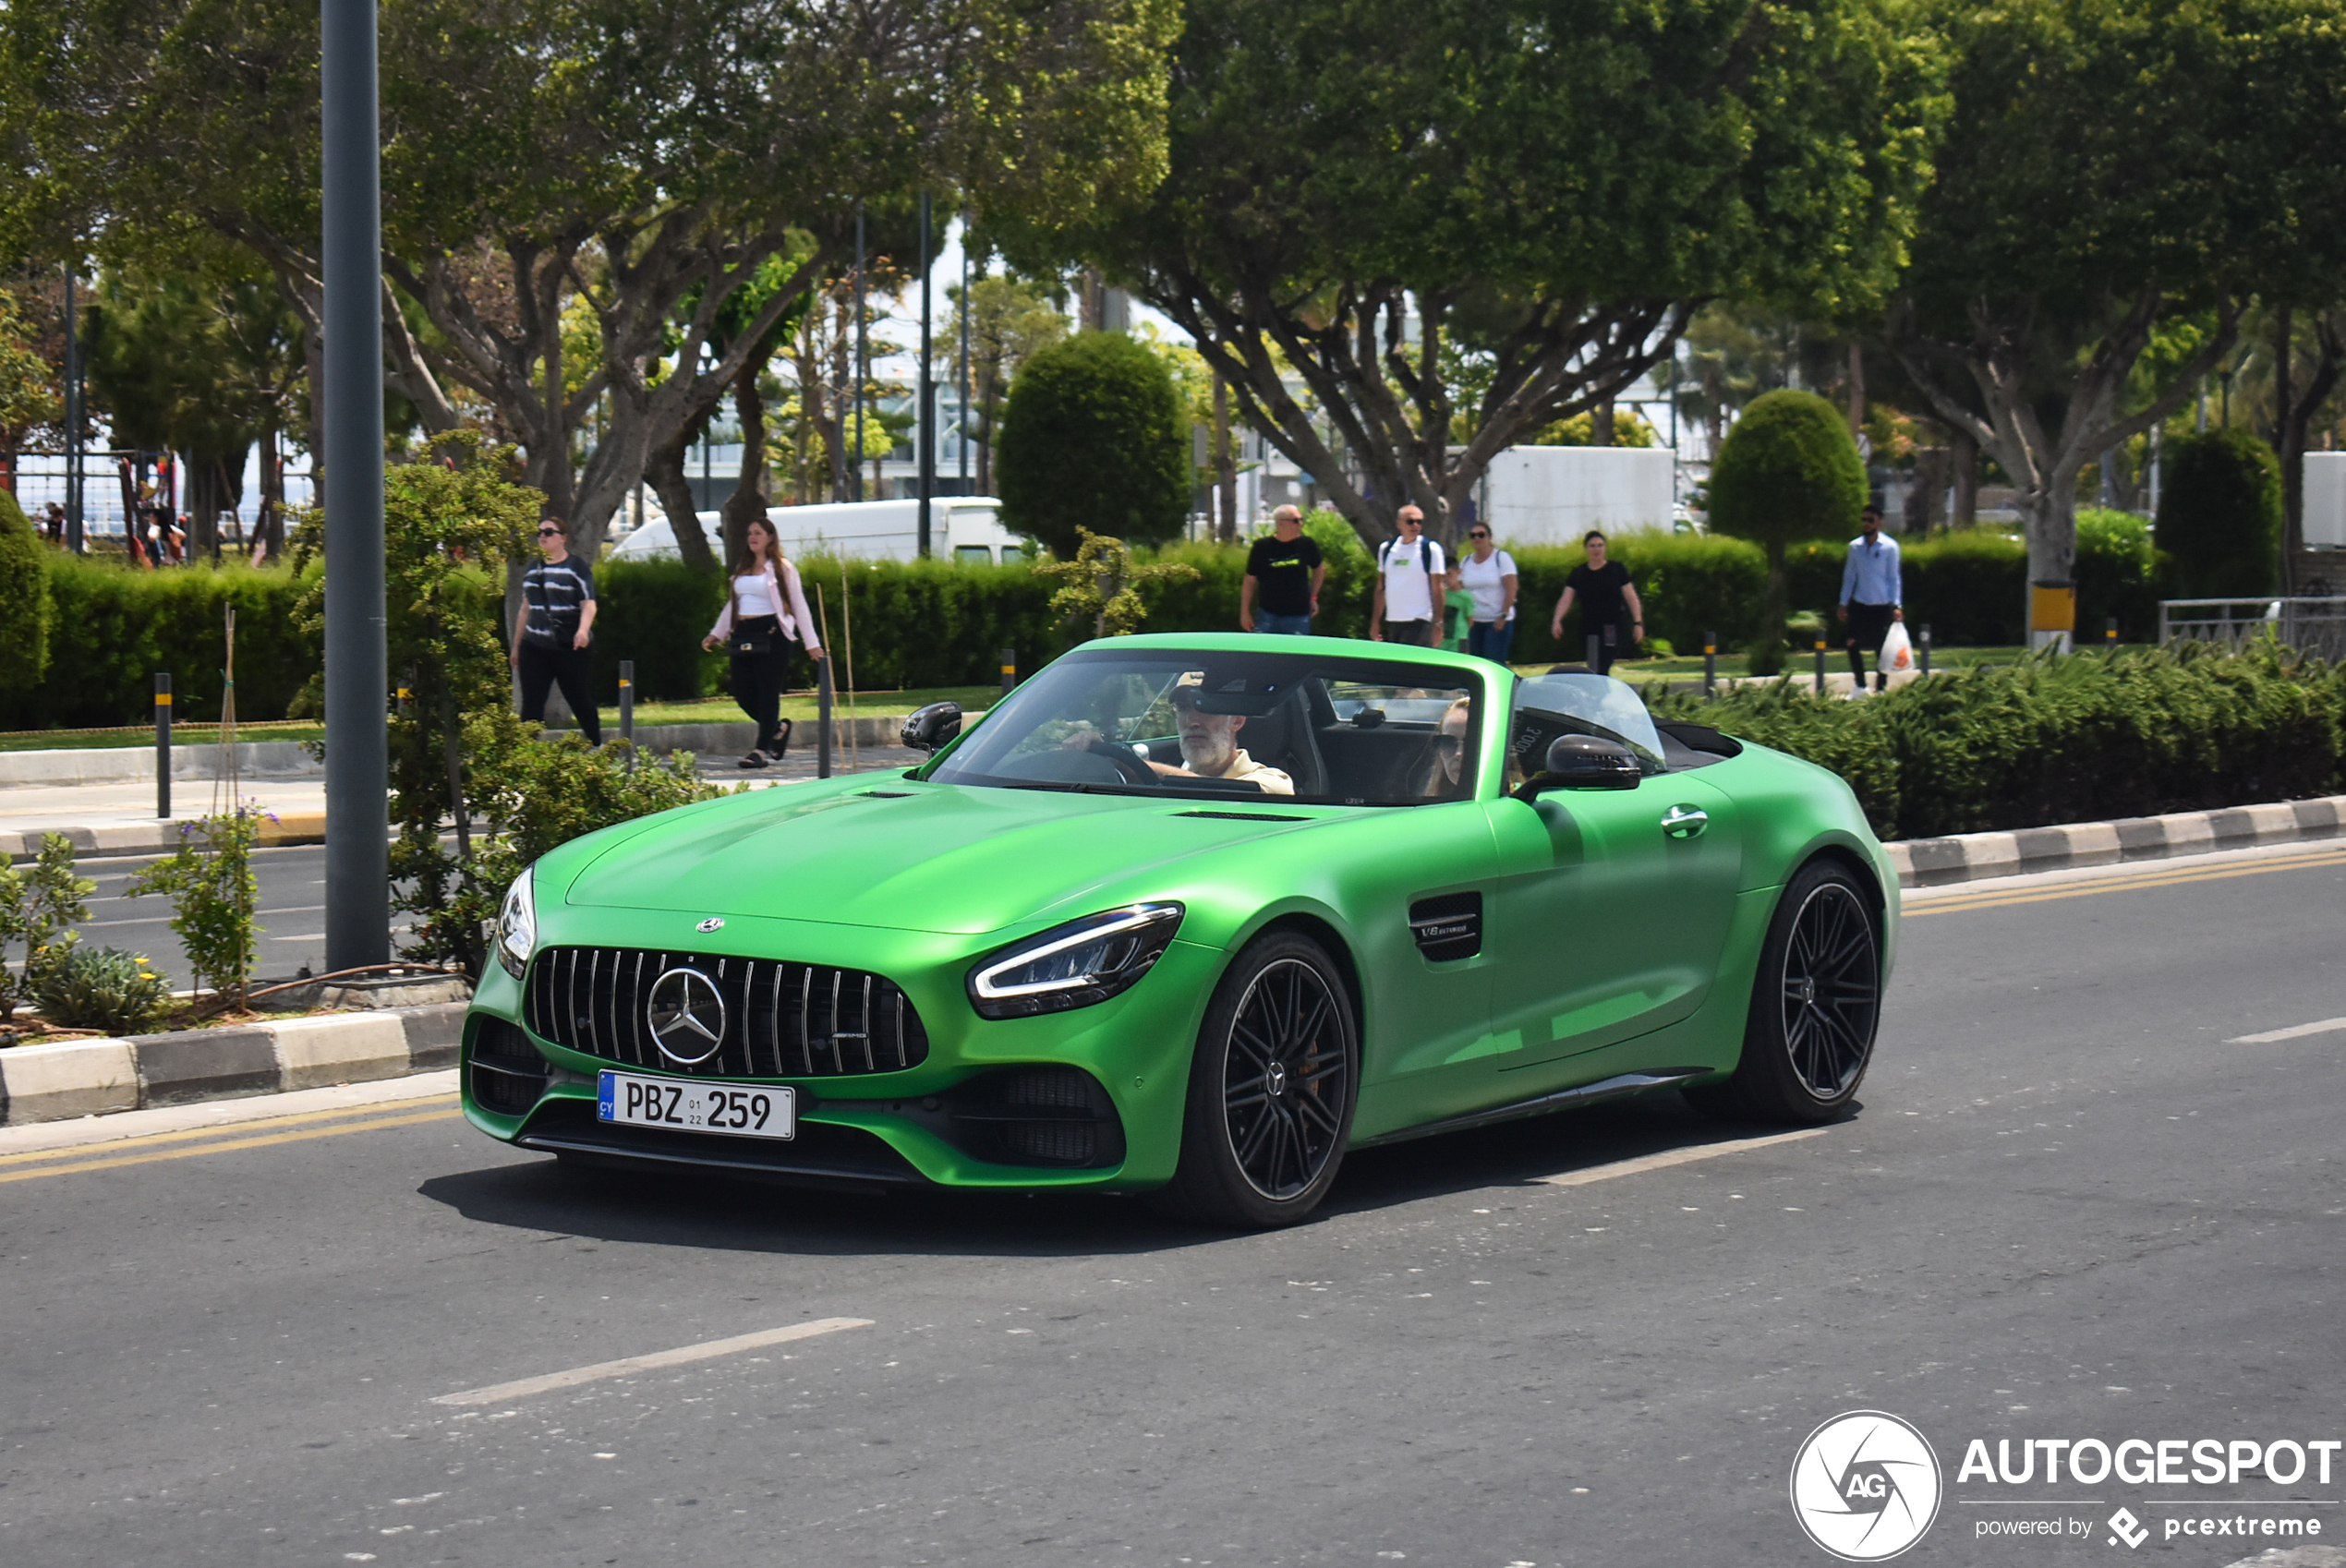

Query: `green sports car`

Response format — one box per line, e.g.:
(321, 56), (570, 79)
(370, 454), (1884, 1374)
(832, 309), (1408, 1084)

(462, 633), (1897, 1226)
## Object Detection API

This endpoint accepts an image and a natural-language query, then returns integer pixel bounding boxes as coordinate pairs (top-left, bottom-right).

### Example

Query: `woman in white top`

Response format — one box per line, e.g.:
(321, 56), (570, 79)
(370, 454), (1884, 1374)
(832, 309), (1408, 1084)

(1449, 523), (1518, 666)
(701, 519), (827, 767)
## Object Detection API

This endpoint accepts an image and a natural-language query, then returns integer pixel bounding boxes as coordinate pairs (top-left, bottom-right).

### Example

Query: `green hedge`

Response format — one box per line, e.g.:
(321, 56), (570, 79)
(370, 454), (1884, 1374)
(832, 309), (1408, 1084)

(1647, 645), (2344, 839)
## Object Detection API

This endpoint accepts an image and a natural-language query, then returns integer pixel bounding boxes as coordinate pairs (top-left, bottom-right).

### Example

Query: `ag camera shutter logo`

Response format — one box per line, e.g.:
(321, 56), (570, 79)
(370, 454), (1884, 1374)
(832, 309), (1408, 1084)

(1790, 1411), (1943, 1561)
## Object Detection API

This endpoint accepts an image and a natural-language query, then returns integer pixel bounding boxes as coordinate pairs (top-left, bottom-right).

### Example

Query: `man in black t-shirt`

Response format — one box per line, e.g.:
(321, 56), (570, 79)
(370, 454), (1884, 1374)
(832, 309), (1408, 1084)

(1240, 506), (1325, 634)
(1548, 529), (1644, 674)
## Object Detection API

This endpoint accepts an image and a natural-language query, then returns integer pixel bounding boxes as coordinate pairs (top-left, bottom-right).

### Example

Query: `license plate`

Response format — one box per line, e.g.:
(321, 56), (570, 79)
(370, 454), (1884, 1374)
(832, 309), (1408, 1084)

(597, 1071), (795, 1140)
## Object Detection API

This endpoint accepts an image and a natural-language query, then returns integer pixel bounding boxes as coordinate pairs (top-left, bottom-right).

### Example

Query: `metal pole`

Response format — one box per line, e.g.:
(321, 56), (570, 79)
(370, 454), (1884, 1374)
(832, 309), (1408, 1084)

(1702, 629), (1716, 698)
(1813, 631), (1827, 694)
(619, 658), (635, 773)
(63, 267), (83, 553)
(917, 188), (934, 558)
(321, 0), (389, 971)
(853, 201), (866, 504)
(999, 646), (1016, 701)
(2106, 616), (2119, 649)
(959, 219), (971, 490)
(1918, 624), (1932, 677)
(1585, 632), (1600, 670)
(816, 654), (833, 778)
(154, 673), (172, 819)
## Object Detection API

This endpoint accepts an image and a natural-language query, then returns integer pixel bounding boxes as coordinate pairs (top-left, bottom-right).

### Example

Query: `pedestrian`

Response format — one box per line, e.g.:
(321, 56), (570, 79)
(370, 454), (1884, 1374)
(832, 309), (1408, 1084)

(1547, 529), (1643, 674)
(1838, 503), (1904, 693)
(701, 517), (826, 768)
(1240, 505), (1324, 634)
(42, 501), (64, 545)
(1370, 505), (1447, 645)
(510, 516), (603, 746)
(1452, 524), (1518, 664)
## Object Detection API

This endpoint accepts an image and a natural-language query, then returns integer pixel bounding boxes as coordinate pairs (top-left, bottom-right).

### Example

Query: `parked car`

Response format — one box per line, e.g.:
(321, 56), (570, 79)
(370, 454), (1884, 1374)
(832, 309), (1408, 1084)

(461, 634), (1898, 1226)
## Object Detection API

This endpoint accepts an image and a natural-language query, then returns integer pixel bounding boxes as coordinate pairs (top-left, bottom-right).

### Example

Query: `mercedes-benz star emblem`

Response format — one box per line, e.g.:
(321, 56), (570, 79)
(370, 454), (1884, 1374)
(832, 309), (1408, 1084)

(695, 916), (725, 934)
(646, 967), (727, 1065)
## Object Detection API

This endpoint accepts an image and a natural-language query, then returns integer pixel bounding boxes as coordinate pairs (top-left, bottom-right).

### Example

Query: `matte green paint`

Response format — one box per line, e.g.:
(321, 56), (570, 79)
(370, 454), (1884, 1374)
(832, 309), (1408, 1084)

(462, 632), (1899, 1188)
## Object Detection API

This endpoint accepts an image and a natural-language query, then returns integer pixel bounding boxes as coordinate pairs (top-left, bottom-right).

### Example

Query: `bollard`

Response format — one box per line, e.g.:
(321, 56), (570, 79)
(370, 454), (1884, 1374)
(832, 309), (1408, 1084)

(1814, 632), (1828, 695)
(2106, 616), (2119, 648)
(619, 659), (635, 773)
(154, 672), (172, 819)
(1585, 633), (1601, 671)
(1702, 629), (1717, 699)
(816, 654), (834, 778)
(998, 646), (1017, 701)
(1918, 624), (1932, 677)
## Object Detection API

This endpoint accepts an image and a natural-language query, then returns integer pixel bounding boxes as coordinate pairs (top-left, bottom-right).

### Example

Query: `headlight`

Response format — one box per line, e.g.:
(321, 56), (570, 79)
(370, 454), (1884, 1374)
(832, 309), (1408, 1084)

(968, 903), (1184, 1019)
(495, 867), (537, 980)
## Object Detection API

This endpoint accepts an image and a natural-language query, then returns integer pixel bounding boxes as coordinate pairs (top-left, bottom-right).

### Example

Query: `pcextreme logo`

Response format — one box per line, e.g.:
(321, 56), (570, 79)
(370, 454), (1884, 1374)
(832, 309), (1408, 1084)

(1790, 1411), (1946, 1562)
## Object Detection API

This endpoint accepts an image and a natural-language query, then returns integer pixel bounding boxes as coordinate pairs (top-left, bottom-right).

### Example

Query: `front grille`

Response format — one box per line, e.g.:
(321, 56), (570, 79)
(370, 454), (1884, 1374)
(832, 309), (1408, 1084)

(523, 947), (929, 1078)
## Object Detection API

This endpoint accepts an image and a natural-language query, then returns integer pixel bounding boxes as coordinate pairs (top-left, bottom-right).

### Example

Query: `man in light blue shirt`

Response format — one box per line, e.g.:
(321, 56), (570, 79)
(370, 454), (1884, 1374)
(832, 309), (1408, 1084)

(1838, 505), (1903, 692)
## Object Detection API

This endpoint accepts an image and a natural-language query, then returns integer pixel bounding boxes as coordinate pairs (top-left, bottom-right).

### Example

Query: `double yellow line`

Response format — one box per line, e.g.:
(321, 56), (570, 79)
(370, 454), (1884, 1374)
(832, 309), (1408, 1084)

(1907, 843), (2346, 918)
(0, 1095), (459, 1185)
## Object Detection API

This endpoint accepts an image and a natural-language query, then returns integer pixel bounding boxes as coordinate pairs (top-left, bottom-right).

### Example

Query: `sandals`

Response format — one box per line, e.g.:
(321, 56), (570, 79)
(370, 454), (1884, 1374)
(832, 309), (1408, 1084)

(738, 750), (768, 769)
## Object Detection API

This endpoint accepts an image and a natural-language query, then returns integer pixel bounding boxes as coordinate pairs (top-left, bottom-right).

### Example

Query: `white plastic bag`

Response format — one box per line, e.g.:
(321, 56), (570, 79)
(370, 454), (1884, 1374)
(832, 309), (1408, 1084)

(1879, 619), (1914, 672)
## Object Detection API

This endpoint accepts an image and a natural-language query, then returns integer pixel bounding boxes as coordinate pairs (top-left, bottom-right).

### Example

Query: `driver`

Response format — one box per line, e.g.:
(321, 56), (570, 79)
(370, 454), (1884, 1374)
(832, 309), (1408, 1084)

(1153, 673), (1295, 795)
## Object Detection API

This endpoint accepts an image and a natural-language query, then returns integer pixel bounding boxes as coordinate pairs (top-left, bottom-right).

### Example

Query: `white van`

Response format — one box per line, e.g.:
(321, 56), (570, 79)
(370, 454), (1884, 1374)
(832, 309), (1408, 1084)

(609, 498), (1024, 565)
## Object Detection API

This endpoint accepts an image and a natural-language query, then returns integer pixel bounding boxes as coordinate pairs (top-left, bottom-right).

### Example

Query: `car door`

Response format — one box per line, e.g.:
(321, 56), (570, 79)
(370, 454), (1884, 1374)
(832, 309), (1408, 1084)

(1481, 769), (1744, 1078)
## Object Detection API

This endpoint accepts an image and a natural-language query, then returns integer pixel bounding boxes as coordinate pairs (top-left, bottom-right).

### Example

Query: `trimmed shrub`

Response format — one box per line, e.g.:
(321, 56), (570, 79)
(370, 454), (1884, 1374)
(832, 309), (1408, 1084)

(997, 331), (1191, 556)
(2074, 508), (2162, 643)
(0, 490), (54, 694)
(590, 558), (727, 703)
(1647, 645), (2344, 839)
(1706, 391), (1868, 645)
(2158, 428), (2281, 597)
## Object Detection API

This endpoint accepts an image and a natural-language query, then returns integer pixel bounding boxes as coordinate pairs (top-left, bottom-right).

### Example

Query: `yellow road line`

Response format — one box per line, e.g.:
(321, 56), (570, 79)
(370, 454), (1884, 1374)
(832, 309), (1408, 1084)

(0, 1106), (458, 1185)
(1908, 847), (2346, 917)
(0, 1093), (460, 1168)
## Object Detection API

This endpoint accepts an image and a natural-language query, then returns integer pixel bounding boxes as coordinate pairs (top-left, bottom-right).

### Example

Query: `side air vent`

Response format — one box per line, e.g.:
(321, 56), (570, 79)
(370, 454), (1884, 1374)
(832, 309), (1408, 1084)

(945, 1065), (1127, 1169)
(1409, 891), (1483, 961)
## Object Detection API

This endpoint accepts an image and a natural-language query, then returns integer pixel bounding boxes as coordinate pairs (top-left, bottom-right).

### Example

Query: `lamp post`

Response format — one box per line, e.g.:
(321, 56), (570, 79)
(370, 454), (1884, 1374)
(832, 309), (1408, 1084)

(853, 201), (866, 503)
(916, 189), (934, 558)
(321, 0), (389, 971)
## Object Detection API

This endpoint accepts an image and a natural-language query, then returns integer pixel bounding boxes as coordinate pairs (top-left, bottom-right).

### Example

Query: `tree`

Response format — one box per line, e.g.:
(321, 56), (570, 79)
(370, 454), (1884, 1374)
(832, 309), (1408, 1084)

(0, 286), (60, 486)
(998, 331), (1191, 555)
(2157, 428), (2282, 598)
(1886, 0), (2346, 644)
(6, 0), (1179, 561)
(0, 489), (54, 691)
(949, 272), (1072, 495)
(1006, 0), (1939, 549)
(1706, 390), (1867, 649)
(1034, 528), (1202, 637)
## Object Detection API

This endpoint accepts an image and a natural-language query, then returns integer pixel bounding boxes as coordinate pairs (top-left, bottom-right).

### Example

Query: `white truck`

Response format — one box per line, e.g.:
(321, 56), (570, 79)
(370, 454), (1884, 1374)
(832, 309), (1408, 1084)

(1479, 446), (1677, 544)
(610, 498), (1025, 565)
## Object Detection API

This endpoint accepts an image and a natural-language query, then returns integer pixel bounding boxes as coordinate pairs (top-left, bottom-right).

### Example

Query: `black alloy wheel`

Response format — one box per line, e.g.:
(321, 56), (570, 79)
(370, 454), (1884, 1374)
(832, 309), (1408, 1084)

(1156, 930), (1358, 1227)
(1687, 859), (1881, 1125)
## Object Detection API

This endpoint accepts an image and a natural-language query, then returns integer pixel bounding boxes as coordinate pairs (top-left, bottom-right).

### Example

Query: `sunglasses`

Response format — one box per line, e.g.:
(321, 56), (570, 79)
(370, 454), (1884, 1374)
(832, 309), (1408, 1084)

(537, 527), (562, 537)
(1469, 531), (1490, 539)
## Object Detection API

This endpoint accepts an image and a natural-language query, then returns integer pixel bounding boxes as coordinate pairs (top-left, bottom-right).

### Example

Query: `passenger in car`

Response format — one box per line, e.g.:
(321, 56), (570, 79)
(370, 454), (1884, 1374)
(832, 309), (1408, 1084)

(1421, 697), (1473, 798)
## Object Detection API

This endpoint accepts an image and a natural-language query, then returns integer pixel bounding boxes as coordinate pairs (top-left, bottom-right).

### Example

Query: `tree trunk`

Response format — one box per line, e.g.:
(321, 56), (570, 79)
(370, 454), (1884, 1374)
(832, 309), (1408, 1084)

(720, 356), (771, 568)
(1764, 539), (1789, 652)
(1950, 428), (1977, 528)
(2021, 487), (2079, 650)
(1590, 395), (1614, 447)
(645, 421), (718, 574)
(2275, 309), (2343, 597)
(1846, 343), (1865, 436)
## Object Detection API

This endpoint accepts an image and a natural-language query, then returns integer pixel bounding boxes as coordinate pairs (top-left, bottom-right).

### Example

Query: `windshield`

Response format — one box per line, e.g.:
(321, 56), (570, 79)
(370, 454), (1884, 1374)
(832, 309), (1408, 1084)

(1506, 671), (1667, 778)
(925, 650), (1485, 805)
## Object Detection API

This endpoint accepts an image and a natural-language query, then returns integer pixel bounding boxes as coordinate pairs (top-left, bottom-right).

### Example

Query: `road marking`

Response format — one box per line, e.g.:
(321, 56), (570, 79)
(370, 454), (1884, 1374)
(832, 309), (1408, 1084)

(0, 1106), (455, 1184)
(1530, 1126), (1834, 1187)
(2229, 1017), (2346, 1044)
(432, 1318), (876, 1407)
(1907, 845), (2346, 916)
(0, 1093), (460, 1167)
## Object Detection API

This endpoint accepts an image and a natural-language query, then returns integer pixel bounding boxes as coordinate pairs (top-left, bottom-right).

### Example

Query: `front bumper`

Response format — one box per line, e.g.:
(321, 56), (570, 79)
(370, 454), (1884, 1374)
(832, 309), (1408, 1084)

(460, 909), (1221, 1192)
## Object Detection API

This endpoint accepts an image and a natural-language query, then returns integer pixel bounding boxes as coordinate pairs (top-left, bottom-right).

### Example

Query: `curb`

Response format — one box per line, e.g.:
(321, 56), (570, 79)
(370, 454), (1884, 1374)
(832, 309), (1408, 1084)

(1888, 795), (2346, 887)
(0, 1001), (465, 1127)
(4, 810), (333, 862)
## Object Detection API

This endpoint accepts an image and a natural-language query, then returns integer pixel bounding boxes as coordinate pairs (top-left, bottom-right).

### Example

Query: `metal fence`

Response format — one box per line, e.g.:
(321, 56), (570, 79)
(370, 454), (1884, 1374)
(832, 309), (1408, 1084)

(2158, 597), (2346, 661)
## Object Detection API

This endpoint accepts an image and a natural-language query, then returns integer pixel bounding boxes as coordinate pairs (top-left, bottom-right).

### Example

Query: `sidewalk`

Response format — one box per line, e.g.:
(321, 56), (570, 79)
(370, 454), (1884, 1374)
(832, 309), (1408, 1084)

(0, 743), (925, 861)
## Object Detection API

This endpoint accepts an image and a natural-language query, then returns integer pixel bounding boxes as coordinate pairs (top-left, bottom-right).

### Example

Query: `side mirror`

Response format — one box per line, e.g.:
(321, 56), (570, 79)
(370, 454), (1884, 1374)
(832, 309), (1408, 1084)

(901, 701), (962, 754)
(1514, 733), (1642, 801)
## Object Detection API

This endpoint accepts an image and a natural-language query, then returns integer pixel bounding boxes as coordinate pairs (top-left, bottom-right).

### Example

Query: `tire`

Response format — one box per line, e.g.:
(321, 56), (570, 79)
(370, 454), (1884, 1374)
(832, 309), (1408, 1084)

(1153, 930), (1360, 1228)
(1687, 859), (1881, 1124)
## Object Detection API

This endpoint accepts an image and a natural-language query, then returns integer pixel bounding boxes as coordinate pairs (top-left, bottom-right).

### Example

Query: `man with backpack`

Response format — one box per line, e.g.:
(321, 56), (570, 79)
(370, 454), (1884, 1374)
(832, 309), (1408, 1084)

(1370, 506), (1447, 645)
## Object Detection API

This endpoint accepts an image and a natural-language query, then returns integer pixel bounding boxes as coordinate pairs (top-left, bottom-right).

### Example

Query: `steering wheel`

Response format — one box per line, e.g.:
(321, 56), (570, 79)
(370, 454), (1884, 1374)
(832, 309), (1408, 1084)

(1084, 736), (1161, 787)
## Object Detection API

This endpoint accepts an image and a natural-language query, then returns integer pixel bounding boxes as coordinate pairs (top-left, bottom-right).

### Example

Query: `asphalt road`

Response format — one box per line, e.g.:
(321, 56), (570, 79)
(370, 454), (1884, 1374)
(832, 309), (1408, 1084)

(3, 843), (2341, 1568)
(74, 843), (389, 985)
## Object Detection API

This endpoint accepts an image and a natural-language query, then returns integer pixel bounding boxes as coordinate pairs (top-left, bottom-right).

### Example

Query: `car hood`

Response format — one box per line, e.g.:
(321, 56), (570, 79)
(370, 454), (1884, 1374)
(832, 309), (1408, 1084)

(560, 779), (1320, 935)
